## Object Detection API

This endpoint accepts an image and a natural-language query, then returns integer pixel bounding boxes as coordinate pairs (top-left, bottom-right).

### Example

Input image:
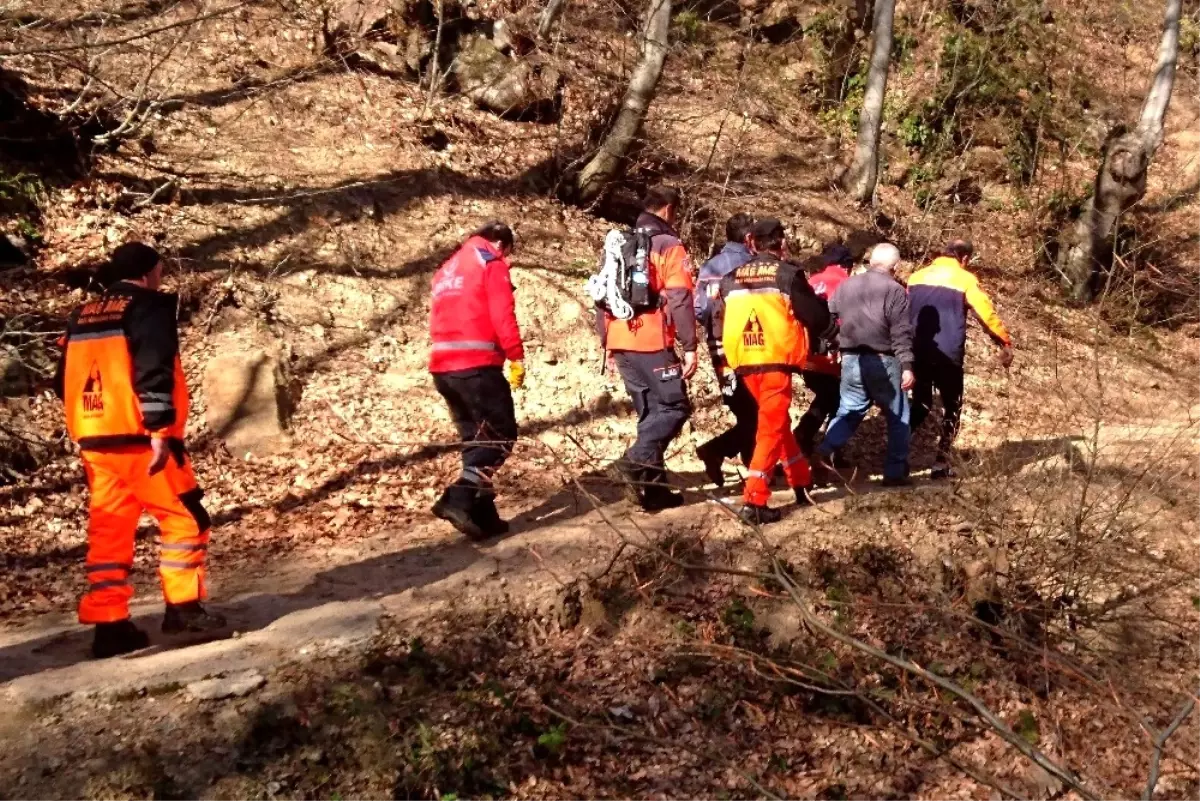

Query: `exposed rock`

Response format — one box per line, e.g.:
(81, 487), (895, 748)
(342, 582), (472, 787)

(186, 670), (266, 701)
(204, 346), (291, 457)
(452, 33), (559, 118)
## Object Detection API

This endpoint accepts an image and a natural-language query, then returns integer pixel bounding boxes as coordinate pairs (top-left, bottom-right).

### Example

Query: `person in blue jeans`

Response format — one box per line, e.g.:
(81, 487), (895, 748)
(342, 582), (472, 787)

(816, 243), (915, 486)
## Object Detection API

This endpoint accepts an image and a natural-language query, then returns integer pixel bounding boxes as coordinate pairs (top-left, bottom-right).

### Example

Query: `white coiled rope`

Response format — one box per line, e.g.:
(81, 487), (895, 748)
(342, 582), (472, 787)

(585, 229), (635, 320)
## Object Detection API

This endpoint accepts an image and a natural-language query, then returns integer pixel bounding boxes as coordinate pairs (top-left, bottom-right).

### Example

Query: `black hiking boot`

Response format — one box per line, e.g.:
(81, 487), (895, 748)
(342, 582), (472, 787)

(607, 458), (644, 505)
(696, 441), (725, 488)
(794, 485), (815, 506)
(92, 619), (150, 659)
(471, 493), (510, 538)
(641, 484), (685, 511)
(162, 601), (228, 635)
(739, 503), (783, 525)
(881, 475), (914, 488)
(433, 481), (486, 540)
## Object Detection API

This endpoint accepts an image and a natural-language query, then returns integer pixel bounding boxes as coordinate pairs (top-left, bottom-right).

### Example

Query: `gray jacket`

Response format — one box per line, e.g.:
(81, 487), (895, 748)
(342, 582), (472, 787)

(828, 268), (914, 369)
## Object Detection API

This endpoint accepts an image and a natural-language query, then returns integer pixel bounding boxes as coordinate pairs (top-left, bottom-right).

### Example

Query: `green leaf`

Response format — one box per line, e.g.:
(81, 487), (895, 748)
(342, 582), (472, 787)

(1015, 709), (1040, 745)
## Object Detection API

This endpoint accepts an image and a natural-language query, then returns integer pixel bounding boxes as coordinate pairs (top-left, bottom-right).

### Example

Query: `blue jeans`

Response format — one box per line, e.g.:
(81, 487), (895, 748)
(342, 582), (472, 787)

(817, 353), (910, 479)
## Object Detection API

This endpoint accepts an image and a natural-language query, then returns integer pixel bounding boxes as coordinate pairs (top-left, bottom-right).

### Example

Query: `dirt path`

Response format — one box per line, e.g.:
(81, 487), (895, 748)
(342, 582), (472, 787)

(2, 407), (1193, 707)
(0, 488), (731, 704)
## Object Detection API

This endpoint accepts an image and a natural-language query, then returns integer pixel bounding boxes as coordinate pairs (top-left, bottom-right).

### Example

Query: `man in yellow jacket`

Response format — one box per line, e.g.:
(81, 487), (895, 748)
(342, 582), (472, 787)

(907, 240), (1013, 478)
(711, 219), (834, 524)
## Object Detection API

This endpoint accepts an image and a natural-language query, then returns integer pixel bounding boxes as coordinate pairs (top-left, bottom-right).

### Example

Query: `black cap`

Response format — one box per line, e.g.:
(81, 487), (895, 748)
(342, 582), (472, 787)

(105, 242), (161, 282)
(820, 243), (854, 268)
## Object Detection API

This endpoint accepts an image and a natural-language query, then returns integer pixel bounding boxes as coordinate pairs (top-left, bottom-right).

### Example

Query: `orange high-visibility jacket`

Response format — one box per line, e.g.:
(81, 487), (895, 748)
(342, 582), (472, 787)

(59, 281), (188, 449)
(716, 254), (820, 375)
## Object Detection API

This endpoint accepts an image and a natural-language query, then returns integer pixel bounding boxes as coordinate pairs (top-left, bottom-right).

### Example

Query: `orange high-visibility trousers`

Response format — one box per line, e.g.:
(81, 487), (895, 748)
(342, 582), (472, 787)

(78, 445), (211, 624)
(742, 371), (812, 506)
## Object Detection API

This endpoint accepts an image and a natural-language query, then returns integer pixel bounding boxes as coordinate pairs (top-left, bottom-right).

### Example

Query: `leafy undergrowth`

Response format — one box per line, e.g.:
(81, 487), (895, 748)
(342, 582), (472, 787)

(7, 523), (1196, 800)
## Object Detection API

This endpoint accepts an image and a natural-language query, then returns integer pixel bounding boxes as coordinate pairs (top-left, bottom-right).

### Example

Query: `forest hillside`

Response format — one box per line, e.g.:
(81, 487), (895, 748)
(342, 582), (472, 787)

(0, 0), (1197, 798)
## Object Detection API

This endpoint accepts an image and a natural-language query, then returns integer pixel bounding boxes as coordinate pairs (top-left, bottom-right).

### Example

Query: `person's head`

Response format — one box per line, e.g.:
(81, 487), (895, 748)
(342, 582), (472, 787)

(725, 212), (755, 246)
(868, 242), (901, 274)
(472, 220), (515, 257)
(749, 218), (786, 256)
(642, 186), (681, 225)
(944, 239), (974, 266)
(105, 241), (163, 289)
(820, 242), (854, 269)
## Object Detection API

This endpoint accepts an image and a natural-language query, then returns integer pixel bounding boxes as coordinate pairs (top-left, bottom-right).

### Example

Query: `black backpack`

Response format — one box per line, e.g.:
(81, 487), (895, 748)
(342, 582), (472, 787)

(585, 228), (658, 320)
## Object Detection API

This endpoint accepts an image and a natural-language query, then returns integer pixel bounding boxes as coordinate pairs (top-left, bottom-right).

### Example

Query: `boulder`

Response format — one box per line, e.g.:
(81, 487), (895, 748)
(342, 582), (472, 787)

(186, 670), (266, 701)
(452, 33), (559, 118)
(204, 347), (290, 456)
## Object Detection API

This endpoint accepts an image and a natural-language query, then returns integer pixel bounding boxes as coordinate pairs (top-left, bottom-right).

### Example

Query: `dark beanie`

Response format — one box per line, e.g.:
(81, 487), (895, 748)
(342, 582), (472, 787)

(821, 243), (854, 268)
(105, 242), (161, 282)
(751, 218), (785, 241)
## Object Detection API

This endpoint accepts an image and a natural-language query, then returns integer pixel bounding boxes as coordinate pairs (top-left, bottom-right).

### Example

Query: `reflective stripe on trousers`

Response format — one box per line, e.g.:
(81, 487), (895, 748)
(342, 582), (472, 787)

(741, 371), (811, 506)
(79, 446), (211, 624)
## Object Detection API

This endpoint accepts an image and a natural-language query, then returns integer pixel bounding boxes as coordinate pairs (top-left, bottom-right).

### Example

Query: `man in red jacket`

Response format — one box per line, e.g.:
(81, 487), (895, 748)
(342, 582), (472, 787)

(429, 222), (525, 540)
(793, 243), (853, 458)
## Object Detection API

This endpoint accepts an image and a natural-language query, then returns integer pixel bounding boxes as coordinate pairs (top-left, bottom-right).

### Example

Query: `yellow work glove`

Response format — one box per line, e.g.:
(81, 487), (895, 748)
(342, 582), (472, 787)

(507, 360), (526, 389)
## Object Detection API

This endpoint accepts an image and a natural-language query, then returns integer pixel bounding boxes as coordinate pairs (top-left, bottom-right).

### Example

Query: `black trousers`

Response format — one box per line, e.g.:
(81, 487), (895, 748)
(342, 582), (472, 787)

(793, 370), (841, 454)
(909, 350), (964, 461)
(701, 379), (758, 466)
(614, 349), (691, 483)
(433, 366), (518, 487)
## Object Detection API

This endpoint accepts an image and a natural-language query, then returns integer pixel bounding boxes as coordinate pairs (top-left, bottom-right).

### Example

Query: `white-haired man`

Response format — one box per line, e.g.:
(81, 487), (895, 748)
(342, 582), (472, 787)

(815, 243), (915, 486)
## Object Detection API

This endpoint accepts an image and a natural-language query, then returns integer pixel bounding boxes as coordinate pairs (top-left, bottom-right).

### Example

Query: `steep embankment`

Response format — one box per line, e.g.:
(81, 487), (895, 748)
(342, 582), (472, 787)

(0, 0), (1197, 796)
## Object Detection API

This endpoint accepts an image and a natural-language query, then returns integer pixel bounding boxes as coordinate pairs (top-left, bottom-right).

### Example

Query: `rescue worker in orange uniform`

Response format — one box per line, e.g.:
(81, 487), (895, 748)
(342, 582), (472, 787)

(599, 186), (698, 511)
(712, 219), (834, 524)
(57, 242), (225, 659)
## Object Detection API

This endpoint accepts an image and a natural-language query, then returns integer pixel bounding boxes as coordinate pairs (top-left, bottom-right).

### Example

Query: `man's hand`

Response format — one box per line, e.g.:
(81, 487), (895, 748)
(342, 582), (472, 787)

(681, 350), (698, 380)
(998, 345), (1014, 369)
(148, 436), (170, 476)
(901, 369), (915, 391)
(719, 371), (737, 398)
(507, 360), (526, 389)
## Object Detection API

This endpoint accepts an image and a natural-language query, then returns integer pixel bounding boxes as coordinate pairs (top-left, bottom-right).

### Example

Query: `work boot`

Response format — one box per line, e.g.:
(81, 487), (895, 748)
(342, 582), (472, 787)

(162, 601), (228, 634)
(608, 458), (644, 505)
(739, 503), (782, 525)
(881, 475), (913, 488)
(794, 485), (815, 506)
(92, 619), (150, 659)
(696, 441), (725, 488)
(471, 493), (510, 537)
(432, 481), (485, 540)
(641, 484), (685, 511)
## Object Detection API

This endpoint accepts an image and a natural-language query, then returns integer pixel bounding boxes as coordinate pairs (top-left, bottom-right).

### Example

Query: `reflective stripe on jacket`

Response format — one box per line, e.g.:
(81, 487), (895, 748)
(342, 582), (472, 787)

(429, 236), (524, 373)
(717, 255), (810, 375)
(907, 256), (1011, 364)
(62, 282), (188, 449)
(602, 212), (696, 354)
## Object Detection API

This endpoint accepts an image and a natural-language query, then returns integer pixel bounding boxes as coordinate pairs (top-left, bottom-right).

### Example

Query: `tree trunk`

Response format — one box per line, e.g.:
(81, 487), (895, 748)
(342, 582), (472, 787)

(574, 0), (670, 204)
(840, 0), (894, 204)
(1057, 0), (1180, 303)
(536, 0), (569, 42)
